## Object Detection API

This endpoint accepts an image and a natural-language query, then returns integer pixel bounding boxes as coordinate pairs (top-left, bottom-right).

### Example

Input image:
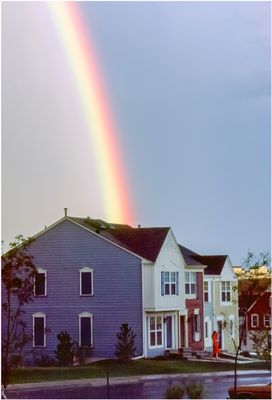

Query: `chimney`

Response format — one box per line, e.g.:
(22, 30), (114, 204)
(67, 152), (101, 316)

(64, 208), (68, 217)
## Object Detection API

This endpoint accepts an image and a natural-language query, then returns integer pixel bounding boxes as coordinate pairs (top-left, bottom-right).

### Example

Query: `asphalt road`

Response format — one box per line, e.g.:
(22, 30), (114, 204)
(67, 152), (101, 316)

(6, 373), (270, 399)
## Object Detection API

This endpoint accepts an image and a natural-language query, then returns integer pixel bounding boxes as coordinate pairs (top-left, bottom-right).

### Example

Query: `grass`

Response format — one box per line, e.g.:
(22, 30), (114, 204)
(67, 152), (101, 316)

(9, 359), (265, 384)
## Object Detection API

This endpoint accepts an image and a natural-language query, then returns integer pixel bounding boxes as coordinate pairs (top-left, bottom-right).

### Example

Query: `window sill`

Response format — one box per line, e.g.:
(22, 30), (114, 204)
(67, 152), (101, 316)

(80, 294), (94, 297)
(185, 294), (197, 300)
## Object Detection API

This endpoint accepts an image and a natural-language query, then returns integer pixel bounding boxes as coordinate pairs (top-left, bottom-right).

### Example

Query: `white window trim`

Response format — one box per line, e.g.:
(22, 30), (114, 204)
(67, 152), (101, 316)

(264, 314), (270, 328)
(148, 315), (164, 349)
(220, 281), (232, 305)
(164, 272), (178, 295)
(79, 267), (94, 296)
(32, 312), (46, 347)
(204, 281), (210, 303)
(185, 272), (197, 298)
(79, 312), (93, 347)
(34, 268), (47, 297)
(251, 314), (259, 328)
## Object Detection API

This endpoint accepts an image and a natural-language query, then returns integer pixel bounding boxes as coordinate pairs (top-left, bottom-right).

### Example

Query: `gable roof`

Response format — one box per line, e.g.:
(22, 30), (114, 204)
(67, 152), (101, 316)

(178, 245), (203, 266)
(239, 295), (259, 316)
(68, 217), (170, 262)
(193, 255), (228, 275)
(101, 228), (170, 262)
(178, 244), (228, 274)
(247, 290), (271, 314)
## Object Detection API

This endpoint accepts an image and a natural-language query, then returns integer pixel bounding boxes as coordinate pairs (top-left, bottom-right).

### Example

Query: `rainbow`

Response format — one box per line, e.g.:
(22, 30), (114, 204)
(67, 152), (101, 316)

(47, 2), (135, 225)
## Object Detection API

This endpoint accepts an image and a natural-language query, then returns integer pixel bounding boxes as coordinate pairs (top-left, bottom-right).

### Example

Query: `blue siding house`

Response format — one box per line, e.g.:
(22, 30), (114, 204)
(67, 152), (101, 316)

(8, 216), (143, 364)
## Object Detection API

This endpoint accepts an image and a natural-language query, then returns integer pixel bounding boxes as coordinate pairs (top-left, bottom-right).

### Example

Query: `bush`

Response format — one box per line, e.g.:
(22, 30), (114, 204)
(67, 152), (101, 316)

(115, 323), (136, 361)
(55, 331), (74, 366)
(73, 344), (92, 365)
(164, 385), (184, 399)
(186, 383), (206, 399)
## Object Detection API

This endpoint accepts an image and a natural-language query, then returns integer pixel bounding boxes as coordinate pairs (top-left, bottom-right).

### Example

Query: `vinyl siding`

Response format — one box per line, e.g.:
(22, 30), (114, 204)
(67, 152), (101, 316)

(6, 220), (143, 363)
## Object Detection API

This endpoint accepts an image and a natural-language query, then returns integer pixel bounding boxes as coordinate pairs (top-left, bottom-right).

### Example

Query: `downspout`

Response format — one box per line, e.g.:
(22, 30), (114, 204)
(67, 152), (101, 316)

(141, 261), (146, 358)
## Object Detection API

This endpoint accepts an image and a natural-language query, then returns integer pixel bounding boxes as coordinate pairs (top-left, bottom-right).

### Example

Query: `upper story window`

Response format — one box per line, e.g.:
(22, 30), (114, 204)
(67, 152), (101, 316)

(204, 281), (210, 302)
(34, 268), (47, 296)
(185, 272), (197, 296)
(79, 267), (93, 296)
(79, 312), (93, 347)
(264, 315), (270, 328)
(251, 314), (259, 328)
(33, 312), (46, 347)
(161, 272), (179, 295)
(221, 281), (231, 303)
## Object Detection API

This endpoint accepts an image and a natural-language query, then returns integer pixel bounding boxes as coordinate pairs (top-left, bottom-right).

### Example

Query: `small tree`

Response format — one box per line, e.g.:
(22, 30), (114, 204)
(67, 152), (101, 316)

(115, 323), (136, 361)
(1, 235), (36, 389)
(250, 330), (271, 371)
(55, 330), (74, 366)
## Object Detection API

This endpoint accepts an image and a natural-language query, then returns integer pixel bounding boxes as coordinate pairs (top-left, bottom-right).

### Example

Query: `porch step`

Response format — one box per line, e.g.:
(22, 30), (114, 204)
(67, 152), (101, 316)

(192, 350), (212, 360)
(179, 347), (194, 360)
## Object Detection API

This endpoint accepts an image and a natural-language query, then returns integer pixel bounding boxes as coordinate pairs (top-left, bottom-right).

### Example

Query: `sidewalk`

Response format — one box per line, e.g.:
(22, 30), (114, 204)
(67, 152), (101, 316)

(6, 370), (270, 392)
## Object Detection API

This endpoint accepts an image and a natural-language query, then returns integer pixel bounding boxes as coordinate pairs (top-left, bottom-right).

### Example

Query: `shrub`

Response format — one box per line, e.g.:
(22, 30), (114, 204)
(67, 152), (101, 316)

(164, 385), (184, 399)
(55, 331), (74, 366)
(186, 383), (206, 399)
(115, 323), (136, 361)
(73, 344), (92, 366)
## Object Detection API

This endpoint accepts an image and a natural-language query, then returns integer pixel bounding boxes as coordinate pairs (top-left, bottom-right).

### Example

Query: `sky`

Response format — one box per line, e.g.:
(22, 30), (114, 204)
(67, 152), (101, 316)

(2, 1), (271, 265)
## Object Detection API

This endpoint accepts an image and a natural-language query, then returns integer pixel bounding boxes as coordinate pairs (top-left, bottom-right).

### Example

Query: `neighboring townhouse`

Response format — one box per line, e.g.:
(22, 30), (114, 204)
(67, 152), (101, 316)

(174, 246), (238, 353)
(2, 216), (144, 364)
(239, 290), (271, 352)
(179, 245), (206, 351)
(199, 255), (239, 353)
(97, 224), (187, 358)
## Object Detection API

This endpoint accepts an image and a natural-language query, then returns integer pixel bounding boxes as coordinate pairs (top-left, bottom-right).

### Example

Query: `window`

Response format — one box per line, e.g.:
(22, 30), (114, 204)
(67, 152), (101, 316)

(205, 321), (208, 339)
(185, 272), (197, 295)
(149, 316), (163, 347)
(79, 312), (93, 347)
(80, 267), (93, 296)
(221, 281), (231, 302)
(264, 315), (270, 328)
(34, 268), (47, 296)
(192, 313), (200, 341)
(228, 316), (234, 337)
(204, 281), (209, 302)
(33, 313), (46, 347)
(251, 314), (259, 328)
(161, 272), (179, 295)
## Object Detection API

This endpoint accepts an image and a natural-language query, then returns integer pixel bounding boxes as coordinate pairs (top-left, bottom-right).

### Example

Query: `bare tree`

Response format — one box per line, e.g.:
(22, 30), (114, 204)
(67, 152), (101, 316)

(1, 235), (36, 390)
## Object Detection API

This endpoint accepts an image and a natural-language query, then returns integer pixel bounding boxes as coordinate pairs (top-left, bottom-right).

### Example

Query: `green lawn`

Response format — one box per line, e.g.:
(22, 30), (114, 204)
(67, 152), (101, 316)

(9, 359), (265, 384)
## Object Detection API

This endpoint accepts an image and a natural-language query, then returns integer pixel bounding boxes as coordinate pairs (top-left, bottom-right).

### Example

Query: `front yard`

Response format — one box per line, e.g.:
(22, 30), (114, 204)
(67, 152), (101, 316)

(9, 359), (265, 384)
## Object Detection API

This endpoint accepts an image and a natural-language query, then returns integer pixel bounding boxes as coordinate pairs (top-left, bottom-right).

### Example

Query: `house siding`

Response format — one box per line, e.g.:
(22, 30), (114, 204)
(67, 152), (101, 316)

(5, 220), (143, 364)
(185, 271), (205, 351)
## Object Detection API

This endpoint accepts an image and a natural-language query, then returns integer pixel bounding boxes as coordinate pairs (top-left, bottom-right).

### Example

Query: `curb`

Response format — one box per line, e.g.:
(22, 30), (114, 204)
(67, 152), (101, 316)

(6, 370), (270, 392)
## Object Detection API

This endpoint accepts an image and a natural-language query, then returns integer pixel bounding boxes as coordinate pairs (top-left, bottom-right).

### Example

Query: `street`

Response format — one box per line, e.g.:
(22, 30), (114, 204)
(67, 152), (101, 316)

(6, 372), (270, 399)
